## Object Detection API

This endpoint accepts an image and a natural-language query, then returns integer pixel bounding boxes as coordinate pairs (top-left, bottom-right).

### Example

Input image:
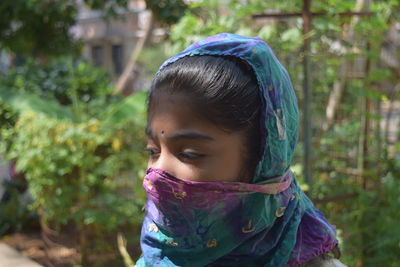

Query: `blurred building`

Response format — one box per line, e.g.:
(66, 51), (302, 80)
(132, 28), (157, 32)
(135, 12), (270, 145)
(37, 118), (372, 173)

(72, 0), (164, 80)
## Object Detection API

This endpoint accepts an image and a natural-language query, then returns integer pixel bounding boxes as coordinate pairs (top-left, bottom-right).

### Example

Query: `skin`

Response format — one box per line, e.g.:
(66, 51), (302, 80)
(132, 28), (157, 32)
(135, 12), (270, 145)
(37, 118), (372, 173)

(145, 91), (249, 182)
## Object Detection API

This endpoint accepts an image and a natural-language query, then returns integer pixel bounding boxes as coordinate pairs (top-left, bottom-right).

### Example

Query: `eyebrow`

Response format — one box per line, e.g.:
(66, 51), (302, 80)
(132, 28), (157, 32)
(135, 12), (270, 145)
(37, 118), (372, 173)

(145, 127), (215, 141)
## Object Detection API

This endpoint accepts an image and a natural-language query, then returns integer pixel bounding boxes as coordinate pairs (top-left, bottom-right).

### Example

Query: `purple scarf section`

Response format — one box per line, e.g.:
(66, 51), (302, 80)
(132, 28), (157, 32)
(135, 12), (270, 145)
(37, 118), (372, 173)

(138, 168), (337, 266)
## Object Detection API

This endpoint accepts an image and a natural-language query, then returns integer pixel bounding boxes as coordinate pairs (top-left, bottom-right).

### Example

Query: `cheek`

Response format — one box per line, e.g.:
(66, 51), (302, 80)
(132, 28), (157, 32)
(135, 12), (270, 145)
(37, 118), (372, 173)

(184, 140), (246, 182)
(195, 146), (244, 182)
(216, 149), (244, 182)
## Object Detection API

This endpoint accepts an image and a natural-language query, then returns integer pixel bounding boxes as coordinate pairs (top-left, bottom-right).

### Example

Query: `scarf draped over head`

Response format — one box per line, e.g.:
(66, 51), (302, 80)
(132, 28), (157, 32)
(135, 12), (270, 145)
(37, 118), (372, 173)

(136, 33), (338, 267)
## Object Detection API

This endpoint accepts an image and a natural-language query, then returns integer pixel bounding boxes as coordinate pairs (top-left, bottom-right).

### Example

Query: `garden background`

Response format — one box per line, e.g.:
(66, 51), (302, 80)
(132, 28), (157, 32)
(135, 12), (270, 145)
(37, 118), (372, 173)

(0, 0), (399, 266)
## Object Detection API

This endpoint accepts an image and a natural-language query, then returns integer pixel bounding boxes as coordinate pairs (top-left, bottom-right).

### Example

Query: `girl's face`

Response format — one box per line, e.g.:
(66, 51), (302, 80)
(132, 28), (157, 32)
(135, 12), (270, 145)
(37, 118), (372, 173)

(146, 91), (248, 182)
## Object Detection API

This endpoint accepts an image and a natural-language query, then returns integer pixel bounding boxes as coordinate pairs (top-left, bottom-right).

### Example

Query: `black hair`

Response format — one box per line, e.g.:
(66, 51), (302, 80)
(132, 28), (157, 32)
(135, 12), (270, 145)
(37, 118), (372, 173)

(148, 55), (262, 180)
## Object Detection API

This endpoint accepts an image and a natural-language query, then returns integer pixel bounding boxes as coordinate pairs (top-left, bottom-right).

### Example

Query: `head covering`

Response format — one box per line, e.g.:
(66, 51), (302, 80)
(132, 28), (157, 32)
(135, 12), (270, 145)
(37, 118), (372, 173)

(136, 33), (338, 267)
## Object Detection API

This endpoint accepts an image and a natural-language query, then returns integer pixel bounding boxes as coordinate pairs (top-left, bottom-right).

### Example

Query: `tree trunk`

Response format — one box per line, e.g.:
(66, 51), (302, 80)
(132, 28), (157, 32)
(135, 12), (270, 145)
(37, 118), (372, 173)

(384, 84), (399, 156)
(113, 11), (155, 95)
(374, 96), (382, 178)
(322, 0), (369, 132)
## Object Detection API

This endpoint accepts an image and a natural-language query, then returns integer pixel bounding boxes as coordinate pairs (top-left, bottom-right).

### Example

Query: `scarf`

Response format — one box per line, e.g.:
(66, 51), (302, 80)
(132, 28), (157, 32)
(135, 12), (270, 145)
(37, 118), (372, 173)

(136, 33), (338, 267)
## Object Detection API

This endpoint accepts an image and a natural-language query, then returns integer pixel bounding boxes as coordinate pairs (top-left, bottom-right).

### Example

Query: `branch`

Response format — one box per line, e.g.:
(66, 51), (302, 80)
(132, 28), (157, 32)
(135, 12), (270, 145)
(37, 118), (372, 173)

(113, 11), (154, 95)
(117, 232), (135, 267)
(313, 192), (358, 204)
(316, 166), (361, 176)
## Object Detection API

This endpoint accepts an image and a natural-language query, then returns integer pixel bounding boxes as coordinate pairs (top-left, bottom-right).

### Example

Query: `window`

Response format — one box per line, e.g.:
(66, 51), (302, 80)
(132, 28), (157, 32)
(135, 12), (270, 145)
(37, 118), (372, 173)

(91, 45), (103, 67)
(112, 44), (124, 75)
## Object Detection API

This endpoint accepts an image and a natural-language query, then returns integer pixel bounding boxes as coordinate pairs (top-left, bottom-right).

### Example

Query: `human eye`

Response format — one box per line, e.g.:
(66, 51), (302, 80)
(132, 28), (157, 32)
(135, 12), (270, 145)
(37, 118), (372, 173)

(144, 146), (160, 158)
(179, 150), (205, 161)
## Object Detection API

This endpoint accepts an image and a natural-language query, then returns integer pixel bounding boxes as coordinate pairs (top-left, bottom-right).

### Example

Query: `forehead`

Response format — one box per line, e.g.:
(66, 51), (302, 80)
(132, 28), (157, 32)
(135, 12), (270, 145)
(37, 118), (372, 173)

(149, 91), (192, 113)
(147, 92), (215, 135)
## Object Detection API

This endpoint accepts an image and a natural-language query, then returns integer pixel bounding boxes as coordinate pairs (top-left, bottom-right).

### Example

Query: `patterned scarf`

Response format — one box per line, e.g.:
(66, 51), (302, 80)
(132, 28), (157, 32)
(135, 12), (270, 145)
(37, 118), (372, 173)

(136, 33), (338, 267)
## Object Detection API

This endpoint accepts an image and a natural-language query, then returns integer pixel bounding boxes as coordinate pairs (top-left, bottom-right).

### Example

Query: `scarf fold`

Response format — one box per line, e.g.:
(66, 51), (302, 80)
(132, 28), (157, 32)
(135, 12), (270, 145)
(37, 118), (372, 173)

(136, 33), (338, 267)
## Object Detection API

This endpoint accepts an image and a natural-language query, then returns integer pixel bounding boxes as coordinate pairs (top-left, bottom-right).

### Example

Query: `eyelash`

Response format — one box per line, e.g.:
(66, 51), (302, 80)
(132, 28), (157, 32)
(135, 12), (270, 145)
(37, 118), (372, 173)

(144, 147), (159, 157)
(144, 147), (204, 160)
(179, 152), (204, 160)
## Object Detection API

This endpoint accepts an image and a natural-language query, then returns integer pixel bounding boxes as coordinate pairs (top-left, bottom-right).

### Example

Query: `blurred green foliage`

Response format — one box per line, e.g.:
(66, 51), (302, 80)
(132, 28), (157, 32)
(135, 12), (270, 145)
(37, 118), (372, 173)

(0, 0), (186, 58)
(0, 0), (134, 58)
(2, 110), (146, 229)
(0, 58), (122, 123)
(0, 0), (78, 58)
(146, 0), (188, 25)
(0, 101), (17, 130)
(0, 180), (37, 236)
(0, 58), (148, 265)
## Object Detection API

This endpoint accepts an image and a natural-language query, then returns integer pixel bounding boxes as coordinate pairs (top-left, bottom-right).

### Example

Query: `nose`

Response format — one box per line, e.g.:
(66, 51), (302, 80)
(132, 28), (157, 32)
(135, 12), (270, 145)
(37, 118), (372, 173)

(148, 150), (177, 177)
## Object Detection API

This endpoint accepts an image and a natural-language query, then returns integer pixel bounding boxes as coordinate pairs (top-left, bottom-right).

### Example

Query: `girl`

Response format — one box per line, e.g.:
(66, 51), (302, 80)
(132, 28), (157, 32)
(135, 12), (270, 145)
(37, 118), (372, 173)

(136, 33), (345, 267)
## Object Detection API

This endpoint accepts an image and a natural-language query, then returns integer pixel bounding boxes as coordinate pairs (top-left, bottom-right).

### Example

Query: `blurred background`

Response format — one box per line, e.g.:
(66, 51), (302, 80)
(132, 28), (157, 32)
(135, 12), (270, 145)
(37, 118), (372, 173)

(0, 0), (399, 266)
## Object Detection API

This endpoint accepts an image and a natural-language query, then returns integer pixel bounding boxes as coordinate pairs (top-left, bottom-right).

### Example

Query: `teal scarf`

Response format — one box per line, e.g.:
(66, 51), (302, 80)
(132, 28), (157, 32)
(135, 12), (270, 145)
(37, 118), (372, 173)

(136, 33), (338, 267)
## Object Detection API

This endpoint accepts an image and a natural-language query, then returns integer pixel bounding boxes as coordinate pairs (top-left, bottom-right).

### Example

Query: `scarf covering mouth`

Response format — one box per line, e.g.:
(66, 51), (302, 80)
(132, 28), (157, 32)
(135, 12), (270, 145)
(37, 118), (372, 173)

(136, 33), (338, 267)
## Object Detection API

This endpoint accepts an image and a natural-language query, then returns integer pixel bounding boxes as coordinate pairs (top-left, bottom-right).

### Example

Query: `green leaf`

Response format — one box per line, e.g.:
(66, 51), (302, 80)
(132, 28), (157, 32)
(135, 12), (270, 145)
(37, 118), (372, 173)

(0, 87), (72, 120)
(258, 25), (276, 41)
(102, 91), (147, 126)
